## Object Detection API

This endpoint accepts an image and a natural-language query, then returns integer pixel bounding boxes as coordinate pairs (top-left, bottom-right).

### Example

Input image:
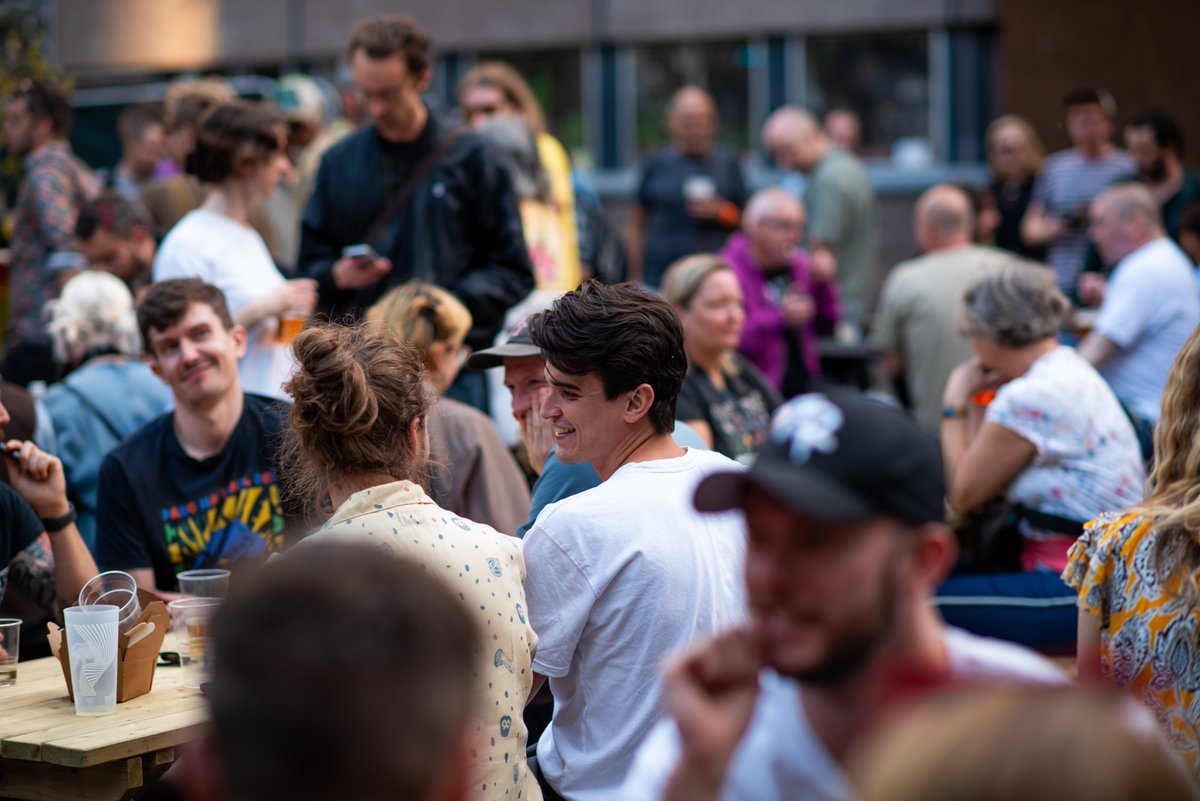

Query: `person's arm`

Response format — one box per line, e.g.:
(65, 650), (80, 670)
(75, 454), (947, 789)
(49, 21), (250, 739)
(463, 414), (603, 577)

(660, 629), (761, 801)
(5, 439), (98, 604)
(451, 147), (536, 349)
(1077, 332), (1121, 369)
(1020, 201), (1065, 248)
(940, 359), (1036, 513)
(231, 278), (319, 332)
(26, 164), (86, 268)
(1076, 608), (1103, 684)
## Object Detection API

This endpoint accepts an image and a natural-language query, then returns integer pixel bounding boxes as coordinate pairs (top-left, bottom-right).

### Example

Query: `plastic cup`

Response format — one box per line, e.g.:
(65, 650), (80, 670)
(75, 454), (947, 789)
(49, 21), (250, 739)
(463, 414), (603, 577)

(168, 597), (219, 689)
(277, 313), (305, 345)
(78, 571), (142, 634)
(0, 619), (20, 686)
(177, 569), (230, 599)
(64, 605), (119, 716)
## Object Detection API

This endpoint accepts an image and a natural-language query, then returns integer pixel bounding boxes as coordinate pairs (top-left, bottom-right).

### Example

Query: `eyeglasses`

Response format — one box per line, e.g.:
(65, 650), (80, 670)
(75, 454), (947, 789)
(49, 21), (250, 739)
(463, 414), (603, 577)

(463, 104), (501, 122)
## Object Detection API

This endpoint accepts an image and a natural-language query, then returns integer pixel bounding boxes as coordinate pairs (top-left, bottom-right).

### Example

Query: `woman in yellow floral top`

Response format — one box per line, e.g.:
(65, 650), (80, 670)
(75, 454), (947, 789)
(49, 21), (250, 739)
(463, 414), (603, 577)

(1064, 325), (1200, 780)
(279, 321), (541, 801)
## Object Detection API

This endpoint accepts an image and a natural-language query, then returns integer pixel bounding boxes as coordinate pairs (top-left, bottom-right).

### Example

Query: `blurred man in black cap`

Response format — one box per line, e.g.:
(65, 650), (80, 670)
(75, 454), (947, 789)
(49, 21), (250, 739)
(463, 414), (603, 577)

(621, 392), (1065, 801)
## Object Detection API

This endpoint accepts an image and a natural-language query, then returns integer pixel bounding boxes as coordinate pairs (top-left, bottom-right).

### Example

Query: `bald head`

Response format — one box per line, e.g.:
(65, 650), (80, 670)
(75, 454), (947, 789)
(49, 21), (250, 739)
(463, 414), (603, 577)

(1089, 182), (1164, 264)
(744, 188), (806, 268)
(744, 187), (804, 228)
(667, 86), (717, 156)
(914, 185), (974, 252)
(762, 106), (828, 173)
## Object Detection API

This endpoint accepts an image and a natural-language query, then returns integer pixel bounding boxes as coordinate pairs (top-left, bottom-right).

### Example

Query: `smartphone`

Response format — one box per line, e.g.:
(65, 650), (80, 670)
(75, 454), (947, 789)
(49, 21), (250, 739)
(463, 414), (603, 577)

(341, 244), (380, 262)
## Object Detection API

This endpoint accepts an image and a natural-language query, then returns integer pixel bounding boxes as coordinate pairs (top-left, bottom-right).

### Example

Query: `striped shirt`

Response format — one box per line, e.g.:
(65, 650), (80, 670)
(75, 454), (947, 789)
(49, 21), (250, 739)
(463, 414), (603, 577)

(1031, 147), (1133, 291)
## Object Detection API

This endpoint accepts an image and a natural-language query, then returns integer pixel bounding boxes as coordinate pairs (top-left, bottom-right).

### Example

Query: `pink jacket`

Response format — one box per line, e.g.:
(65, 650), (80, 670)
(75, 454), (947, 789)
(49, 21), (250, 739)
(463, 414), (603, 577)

(721, 233), (841, 388)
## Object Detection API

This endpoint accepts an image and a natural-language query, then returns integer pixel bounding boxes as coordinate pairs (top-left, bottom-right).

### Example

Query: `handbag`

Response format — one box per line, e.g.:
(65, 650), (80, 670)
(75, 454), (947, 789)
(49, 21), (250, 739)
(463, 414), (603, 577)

(953, 501), (1086, 574)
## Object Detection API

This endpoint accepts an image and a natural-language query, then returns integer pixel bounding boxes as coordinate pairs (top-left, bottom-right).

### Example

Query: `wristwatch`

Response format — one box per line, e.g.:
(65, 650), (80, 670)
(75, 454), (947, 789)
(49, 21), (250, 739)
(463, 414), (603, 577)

(41, 502), (77, 533)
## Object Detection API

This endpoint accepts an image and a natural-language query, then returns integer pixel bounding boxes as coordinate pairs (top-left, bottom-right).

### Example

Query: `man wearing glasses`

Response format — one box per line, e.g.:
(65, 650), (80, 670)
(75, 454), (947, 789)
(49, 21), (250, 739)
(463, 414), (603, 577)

(298, 16), (533, 379)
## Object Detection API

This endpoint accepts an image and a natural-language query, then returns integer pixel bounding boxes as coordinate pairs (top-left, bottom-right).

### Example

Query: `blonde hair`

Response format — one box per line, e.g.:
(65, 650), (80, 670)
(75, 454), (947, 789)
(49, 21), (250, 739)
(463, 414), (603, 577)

(1136, 325), (1200, 601)
(366, 282), (472, 371)
(660, 254), (739, 375)
(456, 61), (545, 134)
(46, 271), (141, 365)
(986, 114), (1045, 179)
(849, 687), (1196, 801)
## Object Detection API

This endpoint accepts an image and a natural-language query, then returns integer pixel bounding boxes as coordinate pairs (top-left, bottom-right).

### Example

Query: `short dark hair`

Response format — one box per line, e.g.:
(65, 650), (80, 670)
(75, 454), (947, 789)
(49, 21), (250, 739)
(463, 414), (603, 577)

(346, 16), (432, 75)
(1128, 109), (1184, 157)
(137, 278), (235, 353)
(529, 280), (686, 434)
(209, 542), (477, 801)
(1062, 87), (1117, 118)
(75, 191), (152, 240)
(11, 78), (72, 136)
(117, 104), (163, 144)
(189, 100), (285, 184)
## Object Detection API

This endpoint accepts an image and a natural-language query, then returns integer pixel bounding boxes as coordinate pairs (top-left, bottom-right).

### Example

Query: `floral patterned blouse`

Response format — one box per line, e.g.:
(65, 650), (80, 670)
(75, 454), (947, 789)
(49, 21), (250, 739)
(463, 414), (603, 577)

(1064, 510), (1200, 778)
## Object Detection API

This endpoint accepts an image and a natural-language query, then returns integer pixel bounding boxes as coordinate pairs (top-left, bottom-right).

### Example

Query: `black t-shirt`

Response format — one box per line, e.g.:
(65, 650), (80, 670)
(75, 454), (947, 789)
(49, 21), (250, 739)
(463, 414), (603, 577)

(0, 482), (44, 605)
(95, 394), (291, 592)
(676, 356), (783, 462)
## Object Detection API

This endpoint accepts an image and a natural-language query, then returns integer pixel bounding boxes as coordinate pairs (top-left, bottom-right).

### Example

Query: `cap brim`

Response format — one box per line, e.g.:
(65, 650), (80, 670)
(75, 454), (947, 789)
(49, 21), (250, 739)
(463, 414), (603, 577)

(695, 461), (876, 521)
(466, 343), (542, 370)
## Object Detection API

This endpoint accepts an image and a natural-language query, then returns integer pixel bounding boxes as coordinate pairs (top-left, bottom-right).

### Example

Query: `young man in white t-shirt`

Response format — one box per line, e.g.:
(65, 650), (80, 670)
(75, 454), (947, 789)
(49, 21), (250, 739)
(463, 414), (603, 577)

(522, 281), (747, 801)
(621, 393), (1065, 801)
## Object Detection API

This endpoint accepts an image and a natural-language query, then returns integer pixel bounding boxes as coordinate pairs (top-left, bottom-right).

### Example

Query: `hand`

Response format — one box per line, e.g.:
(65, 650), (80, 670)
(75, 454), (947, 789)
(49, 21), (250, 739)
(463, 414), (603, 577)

(519, 389), (554, 476)
(332, 256), (392, 290)
(4, 439), (69, 519)
(1076, 272), (1107, 308)
(942, 356), (1003, 409)
(781, 291), (815, 327)
(277, 278), (319, 317)
(809, 247), (837, 284)
(663, 629), (761, 774)
(686, 196), (724, 221)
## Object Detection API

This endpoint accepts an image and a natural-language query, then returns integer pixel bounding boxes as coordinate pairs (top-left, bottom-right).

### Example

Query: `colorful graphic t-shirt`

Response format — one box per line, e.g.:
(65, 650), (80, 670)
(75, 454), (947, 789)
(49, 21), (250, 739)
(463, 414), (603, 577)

(95, 394), (290, 591)
(1064, 511), (1200, 779)
(675, 356), (782, 464)
(306, 480), (539, 801)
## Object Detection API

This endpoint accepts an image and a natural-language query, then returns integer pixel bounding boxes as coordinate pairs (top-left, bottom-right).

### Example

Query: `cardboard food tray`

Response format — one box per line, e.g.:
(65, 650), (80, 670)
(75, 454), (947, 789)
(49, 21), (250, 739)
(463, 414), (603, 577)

(47, 588), (170, 703)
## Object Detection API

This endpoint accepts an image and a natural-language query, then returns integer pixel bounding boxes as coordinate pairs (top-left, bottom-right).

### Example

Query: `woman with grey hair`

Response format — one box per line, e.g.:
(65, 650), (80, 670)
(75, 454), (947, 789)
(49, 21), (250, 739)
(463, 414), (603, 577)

(934, 260), (1144, 652)
(41, 271), (172, 550)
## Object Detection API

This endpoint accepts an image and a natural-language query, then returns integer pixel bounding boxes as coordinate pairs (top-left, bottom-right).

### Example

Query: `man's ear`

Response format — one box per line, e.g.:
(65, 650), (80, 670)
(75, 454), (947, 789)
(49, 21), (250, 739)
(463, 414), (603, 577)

(229, 324), (249, 360)
(910, 523), (959, 592)
(415, 67), (434, 93)
(143, 351), (165, 382)
(623, 383), (656, 426)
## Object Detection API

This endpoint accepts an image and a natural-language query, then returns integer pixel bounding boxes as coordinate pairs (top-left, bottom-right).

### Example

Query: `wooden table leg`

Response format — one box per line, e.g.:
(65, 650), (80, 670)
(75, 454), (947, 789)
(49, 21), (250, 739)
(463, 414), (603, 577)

(0, 755), (144, 801)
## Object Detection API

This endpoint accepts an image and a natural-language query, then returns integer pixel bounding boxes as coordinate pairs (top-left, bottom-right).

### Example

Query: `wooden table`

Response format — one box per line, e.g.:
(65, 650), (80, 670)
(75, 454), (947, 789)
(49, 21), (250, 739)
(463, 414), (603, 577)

(0, 634), (207, 801)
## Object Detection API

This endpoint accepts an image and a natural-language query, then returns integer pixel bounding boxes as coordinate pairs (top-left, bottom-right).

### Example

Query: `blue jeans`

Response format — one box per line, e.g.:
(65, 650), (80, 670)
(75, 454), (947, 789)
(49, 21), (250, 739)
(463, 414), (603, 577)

(934, 569), (1078, 655)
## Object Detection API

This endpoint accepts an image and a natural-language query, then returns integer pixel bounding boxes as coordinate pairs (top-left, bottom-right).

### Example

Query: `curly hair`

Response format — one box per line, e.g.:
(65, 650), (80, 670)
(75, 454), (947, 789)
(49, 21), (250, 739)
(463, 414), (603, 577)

(280, 322), (431, 515)
(46, 271), (141, 365)
(528, 280), (686, 434)
(346, 16), (431, 75)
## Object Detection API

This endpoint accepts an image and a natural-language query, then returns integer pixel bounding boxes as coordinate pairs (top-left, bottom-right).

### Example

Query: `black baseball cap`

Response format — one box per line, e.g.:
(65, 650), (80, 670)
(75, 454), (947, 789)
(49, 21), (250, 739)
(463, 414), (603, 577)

(466, 318), (541, 370)
(695, 392), (945, 525)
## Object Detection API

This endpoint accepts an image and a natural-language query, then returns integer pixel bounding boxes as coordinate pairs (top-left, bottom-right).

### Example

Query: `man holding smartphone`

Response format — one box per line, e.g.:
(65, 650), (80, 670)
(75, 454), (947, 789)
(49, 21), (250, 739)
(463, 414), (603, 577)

(298, 16), (533, 358)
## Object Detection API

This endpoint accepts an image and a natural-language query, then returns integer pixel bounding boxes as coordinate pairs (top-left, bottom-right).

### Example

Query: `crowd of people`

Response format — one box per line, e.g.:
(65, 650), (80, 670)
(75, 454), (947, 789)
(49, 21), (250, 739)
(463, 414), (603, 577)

(3, 11), (1200, 801)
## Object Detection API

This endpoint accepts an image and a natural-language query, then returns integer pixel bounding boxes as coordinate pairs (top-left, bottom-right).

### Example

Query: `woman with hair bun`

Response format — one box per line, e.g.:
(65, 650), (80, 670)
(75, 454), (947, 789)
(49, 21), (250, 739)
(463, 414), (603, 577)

(368, 281), (530, 535)
(153, 100), (317, 401)
(280, 320), (539, 801)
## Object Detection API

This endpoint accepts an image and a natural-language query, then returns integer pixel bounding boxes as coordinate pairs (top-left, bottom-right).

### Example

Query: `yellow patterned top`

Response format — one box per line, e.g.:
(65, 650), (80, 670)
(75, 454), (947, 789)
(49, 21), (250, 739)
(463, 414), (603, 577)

(1063, 510), (1200, 779)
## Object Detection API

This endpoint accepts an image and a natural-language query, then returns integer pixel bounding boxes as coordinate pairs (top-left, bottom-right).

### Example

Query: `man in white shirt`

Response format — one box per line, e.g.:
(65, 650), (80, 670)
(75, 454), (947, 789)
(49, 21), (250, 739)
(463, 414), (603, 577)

(621, 392), (1064, 801)
(1079, 183), (1200, 433)
(522, 281), (747, 801)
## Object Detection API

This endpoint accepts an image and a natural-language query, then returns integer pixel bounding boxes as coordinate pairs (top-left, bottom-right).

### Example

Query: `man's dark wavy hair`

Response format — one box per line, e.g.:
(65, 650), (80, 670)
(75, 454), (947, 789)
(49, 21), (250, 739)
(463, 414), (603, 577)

(528, 280), (685, 434)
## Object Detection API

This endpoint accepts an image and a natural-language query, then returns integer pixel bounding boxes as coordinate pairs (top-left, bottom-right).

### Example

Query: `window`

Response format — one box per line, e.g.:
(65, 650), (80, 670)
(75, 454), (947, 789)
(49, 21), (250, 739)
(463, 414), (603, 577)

(806, 33), (930, 162)
(634, 41), (753, 157)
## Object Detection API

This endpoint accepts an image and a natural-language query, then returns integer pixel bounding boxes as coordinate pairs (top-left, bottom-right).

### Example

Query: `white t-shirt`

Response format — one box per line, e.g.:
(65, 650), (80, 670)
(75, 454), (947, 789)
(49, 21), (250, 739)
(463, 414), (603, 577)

(619, 627), (1067, 801)
(985, 345), (1145, 538)
(1094, 237), (1200, 423)
(153, 209), (292, 401)
(523, 448), (748, 801)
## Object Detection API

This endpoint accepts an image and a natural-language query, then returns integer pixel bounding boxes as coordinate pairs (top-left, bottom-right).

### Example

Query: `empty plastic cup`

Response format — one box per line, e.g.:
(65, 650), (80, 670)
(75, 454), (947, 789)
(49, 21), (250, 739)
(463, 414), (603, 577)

(64, 605), (119, 716)
(78, 571), (142, 634)
(168, 597), (220, 689)
(177, 569), (231, 599)
(0, 618), (20, 686)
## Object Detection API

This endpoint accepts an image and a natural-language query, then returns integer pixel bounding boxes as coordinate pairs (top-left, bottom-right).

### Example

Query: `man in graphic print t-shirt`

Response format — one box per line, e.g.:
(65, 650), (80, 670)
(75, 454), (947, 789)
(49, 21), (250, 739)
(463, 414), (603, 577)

(97, 279), (294, 594)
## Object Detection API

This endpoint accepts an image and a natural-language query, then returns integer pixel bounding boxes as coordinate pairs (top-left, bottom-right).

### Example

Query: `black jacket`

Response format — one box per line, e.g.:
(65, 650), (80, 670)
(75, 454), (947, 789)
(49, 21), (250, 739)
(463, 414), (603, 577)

(298, 112), (534, 350)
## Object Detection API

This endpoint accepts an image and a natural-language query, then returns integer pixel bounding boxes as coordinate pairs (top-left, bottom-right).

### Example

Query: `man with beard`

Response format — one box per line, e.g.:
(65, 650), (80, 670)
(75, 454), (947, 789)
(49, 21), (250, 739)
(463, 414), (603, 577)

(621, 393), (1064, 801)
(1123, 110), (1200, 245)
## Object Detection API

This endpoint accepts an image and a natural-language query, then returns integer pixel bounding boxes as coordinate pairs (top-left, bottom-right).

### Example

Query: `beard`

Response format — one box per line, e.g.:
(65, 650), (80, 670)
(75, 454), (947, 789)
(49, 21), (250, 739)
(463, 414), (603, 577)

(767, 561), (899, 687)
